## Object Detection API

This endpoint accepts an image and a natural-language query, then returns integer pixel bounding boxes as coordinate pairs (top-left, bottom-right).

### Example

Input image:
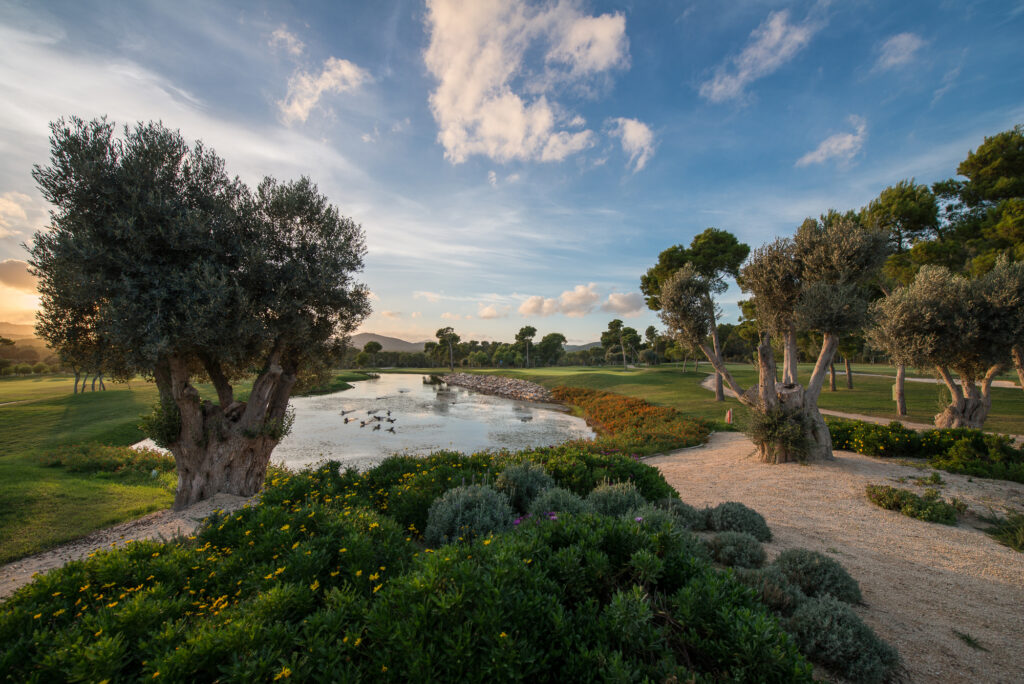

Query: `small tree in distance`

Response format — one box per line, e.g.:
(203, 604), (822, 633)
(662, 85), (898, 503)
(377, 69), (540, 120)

(363, 340), (383, 367)
(30, 117), (370, 509)
(436, 327), (460, 371)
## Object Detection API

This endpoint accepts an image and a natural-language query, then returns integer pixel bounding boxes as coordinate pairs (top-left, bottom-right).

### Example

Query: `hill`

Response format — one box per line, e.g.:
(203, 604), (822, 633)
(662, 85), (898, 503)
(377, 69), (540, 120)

(350, 332), (428, 353)
(565, 342), (601, 352)
(0, 322), (37, 340)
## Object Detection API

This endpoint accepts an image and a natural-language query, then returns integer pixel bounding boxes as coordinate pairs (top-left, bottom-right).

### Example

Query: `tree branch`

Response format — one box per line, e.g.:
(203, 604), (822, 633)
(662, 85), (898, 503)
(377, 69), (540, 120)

(1012, 345), (1024, 392)
(980, 364), (1003, 400)
(805, 332), (838, 406)
(755, 331), (779, 411)
(935, 366), (965, 404)
(199, 352), (234, 408)
(696, 341), (754, 408)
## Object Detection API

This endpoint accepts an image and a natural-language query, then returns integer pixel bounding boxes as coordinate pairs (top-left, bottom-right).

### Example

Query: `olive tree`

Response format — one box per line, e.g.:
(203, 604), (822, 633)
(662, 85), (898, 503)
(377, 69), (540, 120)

(30, 117), (370, 509)
(867, 259), (1024, 428)
(662, 218), (887, 462)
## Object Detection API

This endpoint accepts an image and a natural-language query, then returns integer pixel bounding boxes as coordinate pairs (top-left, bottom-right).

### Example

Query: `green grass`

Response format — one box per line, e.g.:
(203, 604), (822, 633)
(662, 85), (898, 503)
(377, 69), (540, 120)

(0, 370), (368, 564)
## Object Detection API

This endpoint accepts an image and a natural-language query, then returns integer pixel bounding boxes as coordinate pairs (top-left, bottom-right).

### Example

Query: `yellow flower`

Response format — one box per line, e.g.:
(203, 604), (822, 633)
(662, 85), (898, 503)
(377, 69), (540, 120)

(273, 667), (292, 680)
(280, 524), (290, 531)
(151, 552), (160, 557)
(499, 632), (508, 638)
(482, 539), (491, 546)
(309, 580), (320, 591)
(373, 584), (383, 593)
(33, 613), (41, 620)
(355, 570), (362, 577)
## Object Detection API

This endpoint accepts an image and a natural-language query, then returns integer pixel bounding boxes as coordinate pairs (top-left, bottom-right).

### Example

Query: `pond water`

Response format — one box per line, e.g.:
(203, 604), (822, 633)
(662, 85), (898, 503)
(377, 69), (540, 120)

(274, 373), (594, 471)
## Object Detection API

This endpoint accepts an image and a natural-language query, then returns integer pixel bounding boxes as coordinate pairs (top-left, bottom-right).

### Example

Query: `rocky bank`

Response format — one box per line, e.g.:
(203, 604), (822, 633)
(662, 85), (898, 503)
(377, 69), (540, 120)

(442, 373), (553, 402)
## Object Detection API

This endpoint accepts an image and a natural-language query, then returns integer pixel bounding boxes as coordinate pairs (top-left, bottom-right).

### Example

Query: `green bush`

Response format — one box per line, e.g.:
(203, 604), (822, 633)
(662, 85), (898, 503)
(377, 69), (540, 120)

(828, 418), (1024, 484)
(865, 484), (961, 525)
(744, 407), (811, 462)
(706, 531), (766, 569)
(773, 548), (862, 604)
(982, 512), (1024, 552)
(139, 399), (182, 449)
(787, 596), (900, 684)
(495, 461), (555, 513)
(526, 442), (678, 500)
(424, 484), (514, 546)
(586, 481), (647, 517)
(36, 444), (175, 475)
(653, 497), (709, 530)
(708, 501), (772, 541)
(734, 565), (807, 616)
(528, 486), (594, 516)
(629, 504), (679, 531)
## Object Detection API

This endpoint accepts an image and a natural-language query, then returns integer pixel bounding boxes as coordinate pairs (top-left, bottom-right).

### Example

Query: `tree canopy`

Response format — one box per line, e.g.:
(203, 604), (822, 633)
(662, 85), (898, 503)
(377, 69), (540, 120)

(640, 227), (749, 310)
(30, 117), (370, 508)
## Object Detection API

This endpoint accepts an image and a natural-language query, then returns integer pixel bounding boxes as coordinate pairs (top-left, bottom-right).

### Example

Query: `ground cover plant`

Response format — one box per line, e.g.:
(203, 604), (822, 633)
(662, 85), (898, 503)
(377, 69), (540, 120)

(865, 484), (964, 525)
(0, 446), (899, 683)
(829, 418), (1024, 484)
(550, 385), (710, 455)
(981, 513), (1024, 552)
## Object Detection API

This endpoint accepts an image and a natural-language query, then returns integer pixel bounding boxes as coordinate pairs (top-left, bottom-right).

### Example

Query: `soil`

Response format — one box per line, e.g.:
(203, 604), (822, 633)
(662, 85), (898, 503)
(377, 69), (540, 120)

(646, 432), (1024, 684)
(0, 493), (251, 601)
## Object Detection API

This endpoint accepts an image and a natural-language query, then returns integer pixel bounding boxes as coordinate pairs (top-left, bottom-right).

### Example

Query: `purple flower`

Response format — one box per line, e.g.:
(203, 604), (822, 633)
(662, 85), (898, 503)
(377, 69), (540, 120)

(634, 516), (643, 522)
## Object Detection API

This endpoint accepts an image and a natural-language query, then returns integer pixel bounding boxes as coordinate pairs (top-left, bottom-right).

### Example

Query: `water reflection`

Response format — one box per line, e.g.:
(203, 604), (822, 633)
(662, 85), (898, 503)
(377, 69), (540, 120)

(274, 374), (594, 471)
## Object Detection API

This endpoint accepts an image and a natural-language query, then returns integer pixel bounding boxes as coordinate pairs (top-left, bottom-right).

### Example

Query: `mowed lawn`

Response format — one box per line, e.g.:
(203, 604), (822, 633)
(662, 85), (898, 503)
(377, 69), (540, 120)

(0, 372), (371, 564)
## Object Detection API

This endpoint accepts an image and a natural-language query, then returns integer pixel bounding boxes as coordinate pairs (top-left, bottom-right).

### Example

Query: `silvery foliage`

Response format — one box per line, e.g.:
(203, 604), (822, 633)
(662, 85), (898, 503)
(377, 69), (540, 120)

(868, 258), (1024, 375)
(740, 218), (888, 336)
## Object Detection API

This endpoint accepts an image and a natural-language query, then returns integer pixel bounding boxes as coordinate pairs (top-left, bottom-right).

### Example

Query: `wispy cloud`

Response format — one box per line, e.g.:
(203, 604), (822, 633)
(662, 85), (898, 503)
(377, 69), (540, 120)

(875, 33), (925, 71)
(931, 63), (962, 106)
(699, 10), (820, 103)
(477, 303), (509, 319)
(423, 0), (629, 164)
(608, 118), (655, 172)
(796, 115), (867, 167)
(278, 57), (371, 125)
(268, 26), (305, 57)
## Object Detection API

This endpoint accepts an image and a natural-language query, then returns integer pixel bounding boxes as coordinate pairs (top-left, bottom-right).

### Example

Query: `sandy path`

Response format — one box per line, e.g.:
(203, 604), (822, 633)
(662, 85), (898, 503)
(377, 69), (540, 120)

(646, 432), (1024, 683)
(0, 493), (251, 602)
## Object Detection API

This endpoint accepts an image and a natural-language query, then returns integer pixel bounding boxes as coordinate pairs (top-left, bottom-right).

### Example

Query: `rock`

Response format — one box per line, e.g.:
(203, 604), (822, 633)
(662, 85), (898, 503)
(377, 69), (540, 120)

(442, 373), (553, 403)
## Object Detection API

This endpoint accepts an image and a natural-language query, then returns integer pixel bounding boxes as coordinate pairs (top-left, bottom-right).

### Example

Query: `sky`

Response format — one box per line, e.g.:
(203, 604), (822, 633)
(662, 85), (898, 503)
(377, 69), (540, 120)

(1, 1), (1022, 345)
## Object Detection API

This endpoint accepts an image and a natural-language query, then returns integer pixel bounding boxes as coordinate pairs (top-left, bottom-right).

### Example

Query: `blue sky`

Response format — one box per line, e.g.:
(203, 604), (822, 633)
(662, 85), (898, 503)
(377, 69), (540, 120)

(1, 1), (1022, 344)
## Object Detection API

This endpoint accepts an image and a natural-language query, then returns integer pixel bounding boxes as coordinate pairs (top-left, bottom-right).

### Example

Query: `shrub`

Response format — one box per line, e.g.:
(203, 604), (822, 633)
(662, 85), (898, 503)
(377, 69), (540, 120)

(787, 596), (900, 684)
(629, 504), (679, 531)
(706, 531), (766, 568)
(528, 486), (594, 516)
(734, 566), (806, 616)
(550, 386), (710, 455)
(828, 418), (1024, 484)
(865, 484), (961, 525)
(586, 481), (647, 517)
(495, 462), (555, 513)
(982, 512), (1024, 552)
(525, 442), (677, 500)
(36, 444), (176, 479)
(424, 485), (514, 546)
(773, 548), (862, 604)
(744, 407), (811, 462)
(139, 399), (182, 449)
(653, 497), (709, 530)
(708, 501), (772, 542)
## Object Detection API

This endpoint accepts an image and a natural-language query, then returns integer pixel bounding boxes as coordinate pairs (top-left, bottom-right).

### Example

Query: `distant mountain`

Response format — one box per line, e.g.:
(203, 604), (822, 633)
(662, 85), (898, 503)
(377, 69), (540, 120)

(0, 321), (37, 339)
(350, 332), (428, 353)
(565, 342), (601, 352)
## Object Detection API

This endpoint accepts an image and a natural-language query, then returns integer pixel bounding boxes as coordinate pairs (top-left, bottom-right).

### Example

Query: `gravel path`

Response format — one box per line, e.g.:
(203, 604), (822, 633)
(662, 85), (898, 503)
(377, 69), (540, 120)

(0, 493), (251, 602)
(646, 432), (1024, 683)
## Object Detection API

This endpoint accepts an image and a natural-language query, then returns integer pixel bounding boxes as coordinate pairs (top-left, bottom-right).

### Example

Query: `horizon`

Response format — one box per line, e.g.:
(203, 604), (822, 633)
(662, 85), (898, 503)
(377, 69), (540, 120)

(1, 1), (1022, 344)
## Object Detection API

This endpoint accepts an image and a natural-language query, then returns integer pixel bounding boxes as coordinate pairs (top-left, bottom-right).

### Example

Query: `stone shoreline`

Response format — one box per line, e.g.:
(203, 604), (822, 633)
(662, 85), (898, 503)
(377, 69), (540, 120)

(442, 373), (553, 403)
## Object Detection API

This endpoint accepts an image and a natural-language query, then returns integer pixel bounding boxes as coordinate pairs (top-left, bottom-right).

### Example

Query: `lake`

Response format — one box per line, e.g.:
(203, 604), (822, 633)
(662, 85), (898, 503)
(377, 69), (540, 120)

(274, 373), (594, 470)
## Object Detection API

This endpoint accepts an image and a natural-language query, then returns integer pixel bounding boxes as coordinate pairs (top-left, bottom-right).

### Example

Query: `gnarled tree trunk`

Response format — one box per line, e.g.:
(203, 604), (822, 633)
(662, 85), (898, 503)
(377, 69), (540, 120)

(933, 365), (998, 429)
(710, 324), (724, 401)
(782, 323), (798, 385)
(157, 351), (297, 510)
(1013, 345), (1024, 392)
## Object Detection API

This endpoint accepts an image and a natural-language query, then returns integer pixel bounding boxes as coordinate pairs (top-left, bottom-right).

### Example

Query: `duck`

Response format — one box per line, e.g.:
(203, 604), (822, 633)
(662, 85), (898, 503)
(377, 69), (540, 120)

(386, 427), (395, 433)
(372, 423), (381, 431)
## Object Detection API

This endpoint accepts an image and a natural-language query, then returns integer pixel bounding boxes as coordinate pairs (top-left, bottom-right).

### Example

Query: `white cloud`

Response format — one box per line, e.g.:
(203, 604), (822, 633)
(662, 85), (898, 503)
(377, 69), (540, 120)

(478, 303), (509, 319)
(414, 290), (442, 303)
(411, 312), (422, 319)
(441, 311), (463, 320)
(608, 117), (655, 172)
(380, 310), (402, 319)
(269, 27), (305, 57)
(391, 118), (411, 133)
(796, 115), (867, 167)
(601, 291), (644, 316)
(518, 282), (600, 318)
(278, 56), (371, 125)
(423, 0), (628, 164)
(931, 64), (961, 106)
(488, 170), (498, 187)
(699, 10), (819, 103)
(876, 33), (925, 71)
(0, 259), (37, 292)
(361, 126), (379, 143)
